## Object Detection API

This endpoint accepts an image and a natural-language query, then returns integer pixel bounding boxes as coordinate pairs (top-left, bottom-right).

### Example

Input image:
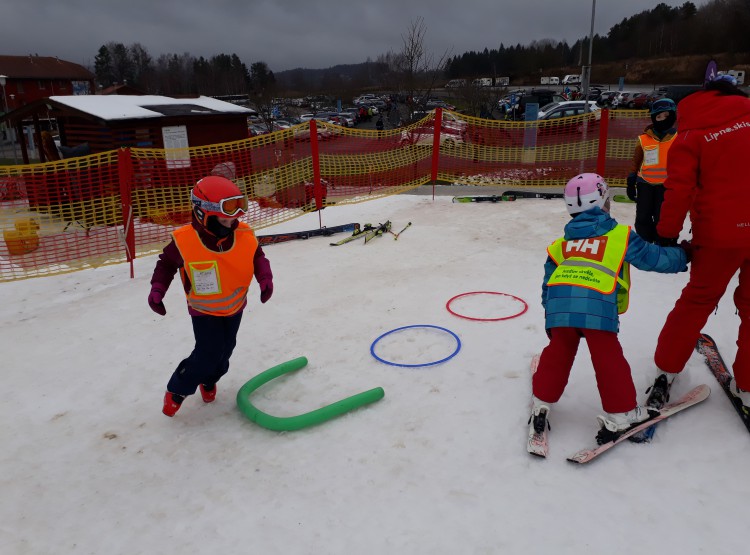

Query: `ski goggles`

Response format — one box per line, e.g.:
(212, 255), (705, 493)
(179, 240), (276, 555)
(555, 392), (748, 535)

(191, 192), (248, 217)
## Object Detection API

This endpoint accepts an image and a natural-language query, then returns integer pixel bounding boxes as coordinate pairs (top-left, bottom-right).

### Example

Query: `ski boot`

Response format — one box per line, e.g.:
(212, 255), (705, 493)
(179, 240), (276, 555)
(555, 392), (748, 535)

(162, 391), (185, 417)
(595, 405), (649, 444)
(645, 370), (677, 410)
(199, 383), (217, 403)
(528, 397), (551, 435)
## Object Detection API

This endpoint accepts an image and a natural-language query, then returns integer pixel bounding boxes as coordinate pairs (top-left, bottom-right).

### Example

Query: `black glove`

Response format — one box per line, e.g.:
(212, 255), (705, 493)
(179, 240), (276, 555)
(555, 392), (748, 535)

(626, 174), (637, 201)
(655, 235), (679, 247)
(679, 240), (693, 263)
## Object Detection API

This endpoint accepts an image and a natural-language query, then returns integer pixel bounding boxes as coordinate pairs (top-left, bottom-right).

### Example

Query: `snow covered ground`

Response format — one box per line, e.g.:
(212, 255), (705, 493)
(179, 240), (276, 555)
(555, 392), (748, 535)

(2, 191), (747, 554)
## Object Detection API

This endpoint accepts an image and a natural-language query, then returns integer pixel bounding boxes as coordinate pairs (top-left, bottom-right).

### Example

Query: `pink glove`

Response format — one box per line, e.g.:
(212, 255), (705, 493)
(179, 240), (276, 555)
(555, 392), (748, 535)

(254, 251), (273, 304)
(259, 279), (273, 303)
(148, 287), (167, 315)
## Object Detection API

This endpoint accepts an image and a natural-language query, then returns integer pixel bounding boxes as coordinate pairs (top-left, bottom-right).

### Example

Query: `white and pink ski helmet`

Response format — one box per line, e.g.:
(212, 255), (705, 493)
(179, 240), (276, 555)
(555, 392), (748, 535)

(564, 173), (610, 215)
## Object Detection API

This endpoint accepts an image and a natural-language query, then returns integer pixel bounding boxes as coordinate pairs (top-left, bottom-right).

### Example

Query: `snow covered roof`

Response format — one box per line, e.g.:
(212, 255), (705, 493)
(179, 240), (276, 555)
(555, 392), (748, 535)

(48, 95), (254, 121)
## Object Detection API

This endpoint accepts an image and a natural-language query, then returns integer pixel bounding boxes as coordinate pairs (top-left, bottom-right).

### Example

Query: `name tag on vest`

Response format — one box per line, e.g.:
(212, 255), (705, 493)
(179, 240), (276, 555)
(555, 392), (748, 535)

(189, 261), (221, 295)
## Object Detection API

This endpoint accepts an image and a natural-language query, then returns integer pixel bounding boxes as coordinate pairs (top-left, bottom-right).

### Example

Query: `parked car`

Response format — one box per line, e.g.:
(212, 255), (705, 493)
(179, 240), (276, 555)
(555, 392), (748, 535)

(613, 91), (636, 108)
(597, 91), (619, 107)
(537, 101), (600, 120)
(502, 89), (566, 120)
(534, 101), (601, 137)
(644, 91), (666, 110)
(399, 112), (467, 147)
(248, 123), (269, 137)
(336, 113), (356, 127)
(625, 92), (650, 109)
(425, 99), (455, 110)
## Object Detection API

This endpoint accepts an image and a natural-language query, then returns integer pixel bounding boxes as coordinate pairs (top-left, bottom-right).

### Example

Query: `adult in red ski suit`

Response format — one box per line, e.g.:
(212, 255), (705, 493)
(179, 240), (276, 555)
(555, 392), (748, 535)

(653, 76), (750, 401)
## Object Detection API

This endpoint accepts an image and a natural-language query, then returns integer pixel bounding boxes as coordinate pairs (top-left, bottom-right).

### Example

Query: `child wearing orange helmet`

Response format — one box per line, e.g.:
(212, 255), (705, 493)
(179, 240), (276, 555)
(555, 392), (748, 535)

(148, 175), (274, 417)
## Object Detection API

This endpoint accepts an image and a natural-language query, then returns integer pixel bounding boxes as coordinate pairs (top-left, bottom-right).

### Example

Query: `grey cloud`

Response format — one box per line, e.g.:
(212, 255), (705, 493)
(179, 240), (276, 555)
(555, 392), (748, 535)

(3, 0), (703, 71)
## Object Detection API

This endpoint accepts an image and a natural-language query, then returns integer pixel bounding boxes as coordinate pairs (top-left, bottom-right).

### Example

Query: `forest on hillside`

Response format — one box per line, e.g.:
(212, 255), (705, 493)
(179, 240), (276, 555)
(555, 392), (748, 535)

(92, 0), (749, 96)
(444, 0), (749, 81)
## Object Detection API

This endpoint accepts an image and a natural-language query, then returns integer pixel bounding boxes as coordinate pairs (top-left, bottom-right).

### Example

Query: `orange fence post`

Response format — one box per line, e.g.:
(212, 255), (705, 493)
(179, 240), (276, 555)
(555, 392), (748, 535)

(117, 148), (136, 278)
(430, 107), (442, 199)
(596, 109), (610, 177)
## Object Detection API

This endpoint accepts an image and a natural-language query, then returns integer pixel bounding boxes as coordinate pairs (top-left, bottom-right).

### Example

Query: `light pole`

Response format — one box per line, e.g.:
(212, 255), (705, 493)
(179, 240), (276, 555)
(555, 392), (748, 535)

(0, 74), (17, 164)
(582, 0), (596, 114)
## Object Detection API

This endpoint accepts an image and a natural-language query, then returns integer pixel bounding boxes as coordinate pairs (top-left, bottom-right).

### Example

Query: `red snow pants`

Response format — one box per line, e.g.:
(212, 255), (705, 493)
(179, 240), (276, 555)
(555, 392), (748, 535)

(655, 245), (750, 390)
(533, 327), (637, 413)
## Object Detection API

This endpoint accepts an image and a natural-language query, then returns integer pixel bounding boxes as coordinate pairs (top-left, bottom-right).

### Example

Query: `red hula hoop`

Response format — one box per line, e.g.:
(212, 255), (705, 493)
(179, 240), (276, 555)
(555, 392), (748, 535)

(446, 291), (528, 321)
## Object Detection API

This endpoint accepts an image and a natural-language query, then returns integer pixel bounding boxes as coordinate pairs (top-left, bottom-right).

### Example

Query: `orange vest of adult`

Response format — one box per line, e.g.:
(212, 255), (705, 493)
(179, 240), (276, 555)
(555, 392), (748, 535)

(172, 223), (257, 316)
(637, 133), (675, 184)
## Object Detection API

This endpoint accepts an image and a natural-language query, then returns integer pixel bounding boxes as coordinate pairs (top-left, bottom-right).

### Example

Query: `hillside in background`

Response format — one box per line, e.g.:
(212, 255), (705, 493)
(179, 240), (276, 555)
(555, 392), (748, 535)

(547, 52), (750, 86)
(276, 52), (750, 91)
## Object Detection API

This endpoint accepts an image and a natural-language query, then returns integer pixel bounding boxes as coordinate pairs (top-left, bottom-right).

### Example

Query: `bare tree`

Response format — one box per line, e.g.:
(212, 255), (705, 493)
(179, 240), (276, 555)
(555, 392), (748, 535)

(390, 17), (452, 122)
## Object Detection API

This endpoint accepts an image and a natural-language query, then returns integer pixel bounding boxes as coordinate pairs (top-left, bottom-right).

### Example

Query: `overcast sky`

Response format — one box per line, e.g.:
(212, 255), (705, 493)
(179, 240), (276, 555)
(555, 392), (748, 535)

(4, 0), (703, 73)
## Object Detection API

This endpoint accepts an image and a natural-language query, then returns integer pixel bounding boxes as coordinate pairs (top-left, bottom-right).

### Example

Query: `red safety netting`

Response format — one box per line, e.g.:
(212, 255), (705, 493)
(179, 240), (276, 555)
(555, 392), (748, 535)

(0, 109), (651, 282)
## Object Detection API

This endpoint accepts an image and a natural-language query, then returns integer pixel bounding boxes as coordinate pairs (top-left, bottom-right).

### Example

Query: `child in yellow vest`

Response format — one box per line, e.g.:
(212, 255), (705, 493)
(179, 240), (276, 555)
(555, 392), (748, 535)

(531, 173), (689, 447)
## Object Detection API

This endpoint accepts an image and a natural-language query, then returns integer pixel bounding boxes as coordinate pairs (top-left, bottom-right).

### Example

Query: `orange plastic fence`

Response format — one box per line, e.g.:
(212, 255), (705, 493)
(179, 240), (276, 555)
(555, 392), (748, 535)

(0, 109), (650, 282)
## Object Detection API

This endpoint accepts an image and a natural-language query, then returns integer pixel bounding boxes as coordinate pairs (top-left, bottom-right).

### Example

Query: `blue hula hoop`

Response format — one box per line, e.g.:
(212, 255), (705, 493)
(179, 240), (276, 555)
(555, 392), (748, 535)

(370, 324), (462, 368)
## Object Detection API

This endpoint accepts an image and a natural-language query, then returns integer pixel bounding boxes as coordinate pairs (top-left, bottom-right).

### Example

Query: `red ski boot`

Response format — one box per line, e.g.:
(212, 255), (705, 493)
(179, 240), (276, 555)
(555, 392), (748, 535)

(199, 383), (216, 403)
(162, 392), (184, 417)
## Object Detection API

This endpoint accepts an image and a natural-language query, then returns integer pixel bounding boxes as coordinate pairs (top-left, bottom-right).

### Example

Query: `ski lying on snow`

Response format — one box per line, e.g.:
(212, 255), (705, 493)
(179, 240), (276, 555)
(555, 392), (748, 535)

(501, 190), (564, 200)
(330, 221), (392, 246)
(258, 223), (359, 246)
(566, 384), (710, 464)
(452, 195), (517, 203)
(696, 333), (750, 433)
(527, 354), (550, 458)
(389, 221), (412, 240)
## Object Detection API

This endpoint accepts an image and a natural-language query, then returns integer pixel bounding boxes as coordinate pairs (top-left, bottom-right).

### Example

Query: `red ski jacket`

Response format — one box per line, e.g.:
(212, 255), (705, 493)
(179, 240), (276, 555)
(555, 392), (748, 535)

(658, 90), (750, 247)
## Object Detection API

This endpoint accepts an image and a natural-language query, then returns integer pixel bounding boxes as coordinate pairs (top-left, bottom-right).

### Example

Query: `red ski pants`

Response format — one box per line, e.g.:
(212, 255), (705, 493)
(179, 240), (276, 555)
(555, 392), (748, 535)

(533, 327), (637, 413)
(655, 245), (750, 390)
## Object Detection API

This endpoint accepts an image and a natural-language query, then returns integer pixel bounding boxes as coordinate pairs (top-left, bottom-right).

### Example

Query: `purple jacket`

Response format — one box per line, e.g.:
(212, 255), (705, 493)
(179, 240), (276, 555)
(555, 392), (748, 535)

(150, 213), (272, 316)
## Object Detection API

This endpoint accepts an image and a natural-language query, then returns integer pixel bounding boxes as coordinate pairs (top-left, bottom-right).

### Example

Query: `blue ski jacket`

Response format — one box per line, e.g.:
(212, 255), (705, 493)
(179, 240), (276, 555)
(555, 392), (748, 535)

(542, 207), (687, 333)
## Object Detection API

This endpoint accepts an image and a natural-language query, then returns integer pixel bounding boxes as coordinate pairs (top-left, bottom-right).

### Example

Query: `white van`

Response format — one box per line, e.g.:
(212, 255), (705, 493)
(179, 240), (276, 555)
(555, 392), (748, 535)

(549, 77), (560, 85)
(472, 78), (493, 87)
(562, 74), (582, 85)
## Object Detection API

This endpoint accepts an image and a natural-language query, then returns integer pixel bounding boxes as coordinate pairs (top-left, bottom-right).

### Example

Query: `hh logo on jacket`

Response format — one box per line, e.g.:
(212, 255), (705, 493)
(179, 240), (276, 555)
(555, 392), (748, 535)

(562, 237), (607, 262)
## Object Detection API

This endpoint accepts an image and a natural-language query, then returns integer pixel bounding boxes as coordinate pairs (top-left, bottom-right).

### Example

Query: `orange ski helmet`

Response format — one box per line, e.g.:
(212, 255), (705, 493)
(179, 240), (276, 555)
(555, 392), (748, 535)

(191, 176), (247, 225)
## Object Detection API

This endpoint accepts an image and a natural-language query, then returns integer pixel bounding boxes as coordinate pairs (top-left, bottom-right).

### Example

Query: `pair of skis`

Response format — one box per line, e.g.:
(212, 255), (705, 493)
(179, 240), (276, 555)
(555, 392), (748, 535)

(528, 336), (745, 462)
(257, 223), (359, 246)
(330, 221), (411, 245)
(629, 332), (750, 443)
(453, 190), (563, 203)
(527, 377), (709, 463)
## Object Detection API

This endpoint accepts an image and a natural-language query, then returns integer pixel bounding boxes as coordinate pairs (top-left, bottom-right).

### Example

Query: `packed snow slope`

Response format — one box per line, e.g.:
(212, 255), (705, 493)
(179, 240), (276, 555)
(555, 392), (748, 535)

(2, 192), (746, 555)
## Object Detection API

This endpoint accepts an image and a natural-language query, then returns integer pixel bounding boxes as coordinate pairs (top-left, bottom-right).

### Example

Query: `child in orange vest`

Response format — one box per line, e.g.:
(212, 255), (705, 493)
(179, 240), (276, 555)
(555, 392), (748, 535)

(148, 176), (273, 417)
(626, 98), (678, 243)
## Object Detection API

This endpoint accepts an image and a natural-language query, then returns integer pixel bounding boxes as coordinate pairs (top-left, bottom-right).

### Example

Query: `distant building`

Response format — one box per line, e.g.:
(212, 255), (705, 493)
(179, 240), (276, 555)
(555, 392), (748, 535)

(0, 54), (95, 112)
(0, 94), (255, 163)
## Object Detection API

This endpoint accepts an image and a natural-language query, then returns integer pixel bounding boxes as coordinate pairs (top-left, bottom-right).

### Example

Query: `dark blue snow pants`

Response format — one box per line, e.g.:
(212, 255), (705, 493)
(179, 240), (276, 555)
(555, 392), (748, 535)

(167, 312), (243, 396)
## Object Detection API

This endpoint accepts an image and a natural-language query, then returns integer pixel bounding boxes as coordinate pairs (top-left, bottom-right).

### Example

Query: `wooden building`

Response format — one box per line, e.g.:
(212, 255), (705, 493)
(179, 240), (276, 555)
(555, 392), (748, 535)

(1, 94), (254, 164)
(0, 55), (94, 112)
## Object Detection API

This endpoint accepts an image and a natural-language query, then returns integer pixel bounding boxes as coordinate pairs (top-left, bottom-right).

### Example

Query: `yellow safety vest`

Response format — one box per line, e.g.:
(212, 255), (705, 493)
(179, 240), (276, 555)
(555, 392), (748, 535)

(173, 222), (257, 316)
(637, 133), (675, 184)
(547, 225), (631, 314)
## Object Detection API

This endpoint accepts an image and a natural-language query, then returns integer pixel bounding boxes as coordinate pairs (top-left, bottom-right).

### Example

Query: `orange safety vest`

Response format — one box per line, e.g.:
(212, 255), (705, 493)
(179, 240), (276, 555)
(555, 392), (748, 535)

(172, 222), (257, 316)
(637, 133), (676, 184)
